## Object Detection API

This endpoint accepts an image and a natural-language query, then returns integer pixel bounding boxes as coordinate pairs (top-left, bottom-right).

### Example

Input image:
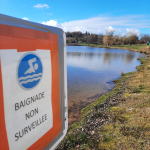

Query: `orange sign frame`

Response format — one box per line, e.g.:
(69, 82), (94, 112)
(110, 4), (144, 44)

(0, 24), (62, 150)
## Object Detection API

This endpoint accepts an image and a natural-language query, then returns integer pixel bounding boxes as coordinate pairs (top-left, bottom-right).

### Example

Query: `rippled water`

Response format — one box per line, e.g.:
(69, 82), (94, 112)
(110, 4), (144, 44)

(67, 46), (146, 124)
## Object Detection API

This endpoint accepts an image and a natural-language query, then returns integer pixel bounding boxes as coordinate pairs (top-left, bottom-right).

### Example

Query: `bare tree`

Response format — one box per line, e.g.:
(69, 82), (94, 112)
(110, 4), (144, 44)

(140, 34), (150, 44)
(103, 35), (109, 46)
(103, 34), (114, 46)
(86, 34), (97, 44)
(128, 34), (138, 45)
(114, 33), (122, 45)
(66, 37), (76, 44)
(97, 34), (104, 45)
(103, 28), (115, 46)
(121, 35), (128, 45)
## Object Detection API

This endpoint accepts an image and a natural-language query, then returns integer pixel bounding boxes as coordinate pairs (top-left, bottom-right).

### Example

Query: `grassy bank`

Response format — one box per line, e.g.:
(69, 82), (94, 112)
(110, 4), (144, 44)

(56, 47), (150, 150)
(80, 43), (146, 49)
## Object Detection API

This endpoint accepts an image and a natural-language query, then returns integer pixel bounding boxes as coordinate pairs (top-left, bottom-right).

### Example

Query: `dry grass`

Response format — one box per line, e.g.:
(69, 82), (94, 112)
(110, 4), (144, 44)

(139, 46), (150, 54)
(98, 57), (150, 149)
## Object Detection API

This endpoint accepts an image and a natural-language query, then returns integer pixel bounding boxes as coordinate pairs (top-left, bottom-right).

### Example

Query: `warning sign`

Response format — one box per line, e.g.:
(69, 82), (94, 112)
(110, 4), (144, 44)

(0, 50), (53, 150)
(0, 13), (68, 150)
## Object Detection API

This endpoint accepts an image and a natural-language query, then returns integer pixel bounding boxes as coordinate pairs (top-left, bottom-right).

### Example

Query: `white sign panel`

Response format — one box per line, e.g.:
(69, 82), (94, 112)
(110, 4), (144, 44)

(0, 50), (53, 150)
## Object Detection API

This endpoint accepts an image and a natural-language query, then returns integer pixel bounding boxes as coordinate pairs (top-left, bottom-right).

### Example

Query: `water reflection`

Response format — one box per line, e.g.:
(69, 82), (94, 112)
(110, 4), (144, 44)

(67, 46), (146, 125)
(67, 52), (136, 69)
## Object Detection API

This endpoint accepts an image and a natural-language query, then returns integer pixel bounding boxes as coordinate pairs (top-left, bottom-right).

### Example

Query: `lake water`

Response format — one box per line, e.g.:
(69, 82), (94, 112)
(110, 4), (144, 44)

(67, 46), (146, 124)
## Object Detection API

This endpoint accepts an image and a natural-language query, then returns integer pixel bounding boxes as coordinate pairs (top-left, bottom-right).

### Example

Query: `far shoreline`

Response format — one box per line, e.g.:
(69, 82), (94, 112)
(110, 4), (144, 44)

(66, 43), (150, 55)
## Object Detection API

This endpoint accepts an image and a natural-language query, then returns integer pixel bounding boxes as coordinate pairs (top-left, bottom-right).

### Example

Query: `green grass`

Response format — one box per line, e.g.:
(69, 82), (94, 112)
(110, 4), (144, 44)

(80, 43), (99, 47)
(79, 43), (147, 51)
(110, 44), (146, 50)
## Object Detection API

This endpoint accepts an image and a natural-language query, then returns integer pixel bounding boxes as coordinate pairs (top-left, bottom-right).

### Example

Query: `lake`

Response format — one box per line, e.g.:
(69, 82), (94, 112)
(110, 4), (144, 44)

(67, 46), (146, 124)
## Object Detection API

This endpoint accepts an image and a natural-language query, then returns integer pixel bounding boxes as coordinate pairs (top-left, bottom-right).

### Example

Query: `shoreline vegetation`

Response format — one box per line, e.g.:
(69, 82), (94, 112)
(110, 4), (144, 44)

(67, 43), (150, 54)
(56, 45), (150, 149)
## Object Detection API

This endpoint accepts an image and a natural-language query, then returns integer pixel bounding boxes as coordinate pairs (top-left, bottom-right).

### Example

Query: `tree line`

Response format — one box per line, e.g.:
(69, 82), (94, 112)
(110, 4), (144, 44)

(66, 31), (150, 45)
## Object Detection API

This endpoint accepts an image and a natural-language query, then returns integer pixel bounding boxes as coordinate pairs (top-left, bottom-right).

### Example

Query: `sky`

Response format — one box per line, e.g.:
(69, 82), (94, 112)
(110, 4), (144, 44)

(0, 0), (150, 36)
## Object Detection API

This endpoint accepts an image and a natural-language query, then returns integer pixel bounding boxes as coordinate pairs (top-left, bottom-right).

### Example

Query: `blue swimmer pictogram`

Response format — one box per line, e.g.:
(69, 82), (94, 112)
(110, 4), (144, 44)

(18, 53), (43, 89)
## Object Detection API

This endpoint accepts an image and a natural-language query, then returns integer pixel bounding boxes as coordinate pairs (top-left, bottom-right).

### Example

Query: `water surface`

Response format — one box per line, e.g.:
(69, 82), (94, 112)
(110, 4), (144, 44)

(67, 46), (146, 124)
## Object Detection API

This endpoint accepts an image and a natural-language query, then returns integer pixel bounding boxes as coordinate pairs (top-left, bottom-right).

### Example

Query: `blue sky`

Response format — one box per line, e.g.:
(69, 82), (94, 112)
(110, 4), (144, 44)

(0, 0), (150, 35)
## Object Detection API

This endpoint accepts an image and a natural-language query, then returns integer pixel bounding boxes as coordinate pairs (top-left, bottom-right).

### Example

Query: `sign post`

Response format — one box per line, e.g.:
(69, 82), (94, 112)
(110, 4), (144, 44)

(0, 14), (68, 150)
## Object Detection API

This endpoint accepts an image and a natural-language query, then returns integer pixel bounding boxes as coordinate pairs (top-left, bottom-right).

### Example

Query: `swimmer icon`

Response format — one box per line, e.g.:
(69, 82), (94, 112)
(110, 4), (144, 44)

(17, 53), (43, 89)
(24, 58), (38, 74)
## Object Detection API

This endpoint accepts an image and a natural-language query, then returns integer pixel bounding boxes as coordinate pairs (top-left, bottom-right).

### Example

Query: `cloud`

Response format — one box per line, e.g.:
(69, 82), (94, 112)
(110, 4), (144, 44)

(42, 20), (58, 27)
(33, 4), (49, 9)
(126, 28), (141, 36)
(62, 26), (87, 33)
(105, 26), (115, 33)
(59, 15), (150, 34)
(41, 15), (150, 36)
(22, 17), (29, 21)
